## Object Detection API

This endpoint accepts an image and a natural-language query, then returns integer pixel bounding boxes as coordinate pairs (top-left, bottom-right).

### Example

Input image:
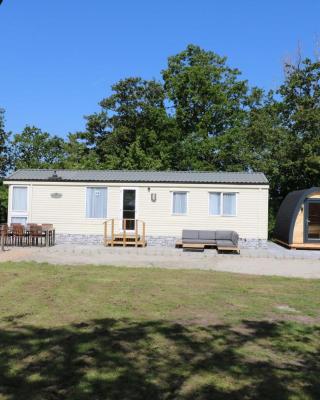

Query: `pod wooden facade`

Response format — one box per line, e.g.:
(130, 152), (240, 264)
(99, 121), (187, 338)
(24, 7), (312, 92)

(274, 187), (320, 249)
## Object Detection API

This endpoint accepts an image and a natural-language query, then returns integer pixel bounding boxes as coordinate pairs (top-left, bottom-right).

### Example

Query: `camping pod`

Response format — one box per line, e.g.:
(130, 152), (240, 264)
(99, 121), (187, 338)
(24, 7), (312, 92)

(274, 187), (320, 249)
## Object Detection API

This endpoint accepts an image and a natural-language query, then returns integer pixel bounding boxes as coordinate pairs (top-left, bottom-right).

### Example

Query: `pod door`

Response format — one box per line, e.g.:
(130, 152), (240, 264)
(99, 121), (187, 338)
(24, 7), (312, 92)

(304, 200), (320, 242)
(122, 189), (136, 231)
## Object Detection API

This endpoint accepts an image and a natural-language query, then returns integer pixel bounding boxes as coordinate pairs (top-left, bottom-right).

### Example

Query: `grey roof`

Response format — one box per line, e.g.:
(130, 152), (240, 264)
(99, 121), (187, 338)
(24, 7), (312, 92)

(5, 169), (269, 185)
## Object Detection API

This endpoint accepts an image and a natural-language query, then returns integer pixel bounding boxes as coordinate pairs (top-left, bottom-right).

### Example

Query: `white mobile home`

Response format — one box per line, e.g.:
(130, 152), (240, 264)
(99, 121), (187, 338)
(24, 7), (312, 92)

(4, 169), (269, 246)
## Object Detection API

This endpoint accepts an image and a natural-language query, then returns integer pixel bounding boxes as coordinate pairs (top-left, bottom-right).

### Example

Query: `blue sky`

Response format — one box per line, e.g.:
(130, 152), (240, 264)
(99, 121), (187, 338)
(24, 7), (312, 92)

(0, 0), (319, 137)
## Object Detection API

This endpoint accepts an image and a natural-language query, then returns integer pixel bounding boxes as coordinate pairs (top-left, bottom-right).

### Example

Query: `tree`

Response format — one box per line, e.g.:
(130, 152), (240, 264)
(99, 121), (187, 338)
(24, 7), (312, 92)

(232, 58), (320, 234)
(63, 132), (100, 169)
(0, 108), (10, 177)
(0, 109), (11, 222)
(277, 58), (320, 192)
(11, 126), (66, 169)
(162, 44), (249, 170)
(78, 77), (178, 170)
(75, 46), (254, 172)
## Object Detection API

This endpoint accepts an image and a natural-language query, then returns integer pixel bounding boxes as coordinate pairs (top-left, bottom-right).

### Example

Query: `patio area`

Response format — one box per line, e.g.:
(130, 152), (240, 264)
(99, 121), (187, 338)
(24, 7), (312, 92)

(1, 241), (320, 279)
(0, 223), (55, 248)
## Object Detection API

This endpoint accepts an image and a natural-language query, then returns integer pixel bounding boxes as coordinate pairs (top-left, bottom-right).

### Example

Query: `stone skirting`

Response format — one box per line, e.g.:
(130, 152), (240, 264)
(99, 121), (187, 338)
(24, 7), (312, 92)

(146, 236), (179, 247)
(56, 233), (268, 248)
(238, 238), (268, 249)
(56, 234), (104, 245)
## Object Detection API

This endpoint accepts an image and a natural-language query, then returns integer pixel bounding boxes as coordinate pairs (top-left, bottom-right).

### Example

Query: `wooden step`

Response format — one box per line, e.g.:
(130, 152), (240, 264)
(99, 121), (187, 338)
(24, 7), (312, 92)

(105, 240), (147, 247)
(113, 233), (141, 241)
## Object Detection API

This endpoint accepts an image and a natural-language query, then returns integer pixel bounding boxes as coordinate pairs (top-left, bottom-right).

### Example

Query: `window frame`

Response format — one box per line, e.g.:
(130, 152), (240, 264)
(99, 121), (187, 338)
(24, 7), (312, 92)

(85, 186), (108, 219)
(208, 192), (237, 217)
(120, 187), (139, 231)
(120, 187), (139, 221)
(10, 185), (29, 225)
(171, 191), (188, 216)
(12, 186), (28, 212)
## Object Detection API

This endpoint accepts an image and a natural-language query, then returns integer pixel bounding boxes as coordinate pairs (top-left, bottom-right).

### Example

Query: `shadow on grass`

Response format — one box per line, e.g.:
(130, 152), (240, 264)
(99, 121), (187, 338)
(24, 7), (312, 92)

(0, 317), (319, 399)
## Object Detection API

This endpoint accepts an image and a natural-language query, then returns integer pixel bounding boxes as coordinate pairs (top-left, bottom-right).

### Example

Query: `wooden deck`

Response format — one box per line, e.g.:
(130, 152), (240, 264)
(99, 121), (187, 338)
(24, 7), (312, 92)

(275, 239), (320, 250)
(103, 219), (147, 247)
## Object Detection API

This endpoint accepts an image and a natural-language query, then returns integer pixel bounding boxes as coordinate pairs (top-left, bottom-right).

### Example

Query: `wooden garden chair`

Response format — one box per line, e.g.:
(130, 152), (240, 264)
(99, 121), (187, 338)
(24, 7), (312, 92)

(29, 225), (46, 246)
(11, 224), (26, 246)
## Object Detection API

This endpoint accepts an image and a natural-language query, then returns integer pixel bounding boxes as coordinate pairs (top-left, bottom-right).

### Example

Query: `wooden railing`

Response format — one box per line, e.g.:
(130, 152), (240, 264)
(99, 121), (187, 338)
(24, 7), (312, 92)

(103, 219), (146, 247)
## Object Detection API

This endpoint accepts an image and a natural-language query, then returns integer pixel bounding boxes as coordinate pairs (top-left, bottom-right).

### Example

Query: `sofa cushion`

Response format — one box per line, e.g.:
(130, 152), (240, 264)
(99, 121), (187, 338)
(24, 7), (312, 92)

(182, 230), (199, 240)
(216, 239), (236, 248)
(182, 238), (216, 245)
(215, 230), (233, 240)
(197, 239), (216, 245)
(198, 230), (216, 240)
(200, 239), (216, 245)
(231, 231), (239, 245)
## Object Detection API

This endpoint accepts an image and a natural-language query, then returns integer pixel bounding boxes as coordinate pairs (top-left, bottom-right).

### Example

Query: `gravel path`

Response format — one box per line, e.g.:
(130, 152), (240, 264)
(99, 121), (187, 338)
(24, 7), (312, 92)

(1, 242), (320, 279)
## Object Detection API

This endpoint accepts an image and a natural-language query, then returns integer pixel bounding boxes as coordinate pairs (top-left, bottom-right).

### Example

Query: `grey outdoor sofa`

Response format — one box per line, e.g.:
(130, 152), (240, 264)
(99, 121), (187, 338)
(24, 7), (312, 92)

(180, 229), (240, 253)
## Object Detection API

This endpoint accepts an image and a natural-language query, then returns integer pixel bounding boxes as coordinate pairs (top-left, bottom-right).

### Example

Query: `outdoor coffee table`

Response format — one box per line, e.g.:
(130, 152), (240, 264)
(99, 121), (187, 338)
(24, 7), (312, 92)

(182, 243), (205, 251)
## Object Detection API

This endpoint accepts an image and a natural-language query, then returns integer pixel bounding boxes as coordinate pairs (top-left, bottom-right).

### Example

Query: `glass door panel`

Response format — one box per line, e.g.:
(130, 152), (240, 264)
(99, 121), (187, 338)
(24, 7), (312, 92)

(122, 190), (136, 230)
(306, 201), (320, 241)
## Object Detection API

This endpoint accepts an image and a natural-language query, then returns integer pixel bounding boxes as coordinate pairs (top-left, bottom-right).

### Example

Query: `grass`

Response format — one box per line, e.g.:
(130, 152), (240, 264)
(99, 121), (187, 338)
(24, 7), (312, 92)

(0, 262), (319, 399)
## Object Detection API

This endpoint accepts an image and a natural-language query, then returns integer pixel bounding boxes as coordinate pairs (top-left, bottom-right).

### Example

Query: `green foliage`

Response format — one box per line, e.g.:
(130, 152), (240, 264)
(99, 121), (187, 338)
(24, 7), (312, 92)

(77, 77), (179, 170)
(11, 125), (66, 169)
(163, 45), (248, 134)
(63, 132), (100, 169)
(0, 181), (8, 223)
(162, 44), (249, 170)
(277, 59), (320, 192)
(0, 109), (10, 222)
(0, 108), (10, 177)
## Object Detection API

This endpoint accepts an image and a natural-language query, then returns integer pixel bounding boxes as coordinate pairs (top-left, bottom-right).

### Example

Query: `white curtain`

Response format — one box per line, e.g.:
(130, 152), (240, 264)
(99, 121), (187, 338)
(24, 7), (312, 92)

(209, 193), (221, 215)
(12, 187), (27, 211)
(223, 193), (236, 215)
(173, 192), (187, 214)
(86, 187), (107, 218)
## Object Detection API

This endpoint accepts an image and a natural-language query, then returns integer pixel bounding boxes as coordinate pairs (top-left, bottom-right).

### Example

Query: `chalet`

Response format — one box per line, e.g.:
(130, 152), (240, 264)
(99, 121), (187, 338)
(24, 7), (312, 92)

(4, 169), (269, 247)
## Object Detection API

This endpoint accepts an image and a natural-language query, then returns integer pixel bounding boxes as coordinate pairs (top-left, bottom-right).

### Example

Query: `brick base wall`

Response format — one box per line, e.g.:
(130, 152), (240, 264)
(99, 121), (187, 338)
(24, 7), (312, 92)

(56, 234), (268, 248)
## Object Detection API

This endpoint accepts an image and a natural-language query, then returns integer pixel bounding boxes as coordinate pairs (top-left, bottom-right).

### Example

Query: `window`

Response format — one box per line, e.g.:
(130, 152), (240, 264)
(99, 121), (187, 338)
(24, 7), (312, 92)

(209, 192), (236, 216)
(223, 193), (236, 216)
(11, 216), (27, 225)
(12, 187), (27, 211)
(86, 187), (107, 218)
(209, 192), (221, 215)
(172, 192), (187, 215)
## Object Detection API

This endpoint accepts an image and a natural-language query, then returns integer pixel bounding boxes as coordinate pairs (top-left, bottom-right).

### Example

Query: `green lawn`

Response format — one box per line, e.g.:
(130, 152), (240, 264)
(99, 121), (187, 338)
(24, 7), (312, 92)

(0, 262), (319, 399)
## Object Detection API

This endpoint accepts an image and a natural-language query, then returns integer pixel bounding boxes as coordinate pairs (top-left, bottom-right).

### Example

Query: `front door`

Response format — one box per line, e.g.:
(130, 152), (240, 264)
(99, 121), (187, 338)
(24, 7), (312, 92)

(122, 189), (136, 231)
(304, 200), (320, 242)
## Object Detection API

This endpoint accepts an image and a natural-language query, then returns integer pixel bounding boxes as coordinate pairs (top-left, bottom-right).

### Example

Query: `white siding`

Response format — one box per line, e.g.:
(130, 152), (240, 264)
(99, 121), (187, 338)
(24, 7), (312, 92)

(138, 186), (268, 239)
(6, 181), (269, 239)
